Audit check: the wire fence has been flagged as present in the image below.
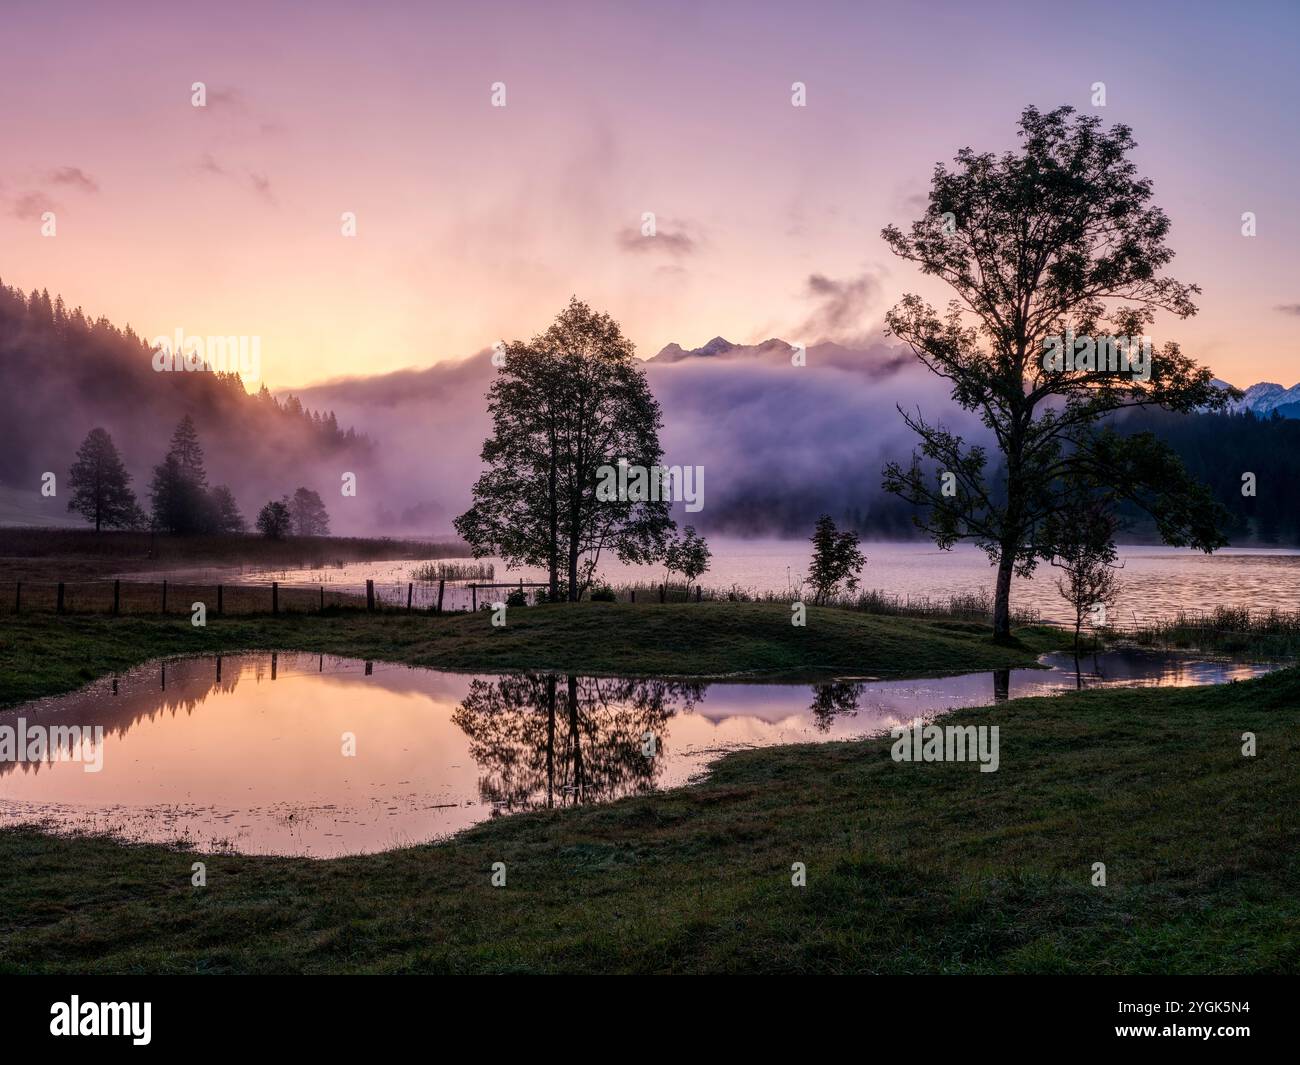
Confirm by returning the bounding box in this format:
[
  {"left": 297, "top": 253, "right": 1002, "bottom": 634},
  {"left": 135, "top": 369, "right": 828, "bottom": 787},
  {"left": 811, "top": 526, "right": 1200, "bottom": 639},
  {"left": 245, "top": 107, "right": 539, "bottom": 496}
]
[
  {"left": 0, "top": 577, "right": 541, "bottom": 617},
  {"left": 4, "top": 576, "right": 1297, "bottom": 658}
]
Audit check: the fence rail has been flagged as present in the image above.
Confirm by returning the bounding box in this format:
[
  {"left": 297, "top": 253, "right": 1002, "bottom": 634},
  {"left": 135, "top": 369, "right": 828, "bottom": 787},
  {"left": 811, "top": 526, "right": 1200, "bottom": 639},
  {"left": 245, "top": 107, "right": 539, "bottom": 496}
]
[
  {"left": 3, "top": 578, "right": 1296, "bottom": 657},
  {"left": 0, "top": 578, "right": 473, "bottom": 617}
]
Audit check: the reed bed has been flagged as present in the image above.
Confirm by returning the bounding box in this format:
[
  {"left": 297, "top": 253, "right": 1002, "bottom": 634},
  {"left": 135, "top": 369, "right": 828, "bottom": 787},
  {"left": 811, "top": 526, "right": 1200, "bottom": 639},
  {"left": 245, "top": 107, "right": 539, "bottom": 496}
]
[{"left": 410, "top": 561, "right": 495, "bottom": 582}]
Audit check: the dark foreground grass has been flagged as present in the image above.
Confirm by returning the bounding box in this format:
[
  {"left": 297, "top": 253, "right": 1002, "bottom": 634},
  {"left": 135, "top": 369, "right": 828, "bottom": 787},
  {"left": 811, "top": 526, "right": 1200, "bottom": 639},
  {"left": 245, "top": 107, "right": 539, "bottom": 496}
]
[
  {"left": 0, "top": 603, "right": 1070, "bottom": 707},
  {"left": 2, "top": 664, "right": 1297, "bottom": 974}
]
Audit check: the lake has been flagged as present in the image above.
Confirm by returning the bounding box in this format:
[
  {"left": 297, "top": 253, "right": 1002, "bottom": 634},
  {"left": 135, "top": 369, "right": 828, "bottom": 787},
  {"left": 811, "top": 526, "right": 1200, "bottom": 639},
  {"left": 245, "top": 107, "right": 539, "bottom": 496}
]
[
  {"left": 0, "top": 650, "right": 1277, "bottom": 857},
  {"left": 125, "top": 538, "right": 1300, "bottom": 625}
]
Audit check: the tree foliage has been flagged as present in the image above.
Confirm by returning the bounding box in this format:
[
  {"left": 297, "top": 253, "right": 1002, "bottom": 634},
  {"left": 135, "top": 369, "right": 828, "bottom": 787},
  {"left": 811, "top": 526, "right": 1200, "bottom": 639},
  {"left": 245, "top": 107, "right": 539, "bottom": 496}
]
[
  {"left": 808, "top": 514, "right": 866, "bottom": 605},
  {"left": 289, "top": 486, "right": 330, "bottom": 536},
  {"left": 665, "top": 525, "right": 711, "bottom": 596},
  {"left": 66, "top": 427, "right": 141, "bottom": 531},
  {"left": 456, "top": 298, "right": 675, "bottom": 600},
  {"left": 256, "top": 498, "right": 292, "bottom": 540},
  {"left": 881, "top": 105, "right": 1232, "bottom": 636}
]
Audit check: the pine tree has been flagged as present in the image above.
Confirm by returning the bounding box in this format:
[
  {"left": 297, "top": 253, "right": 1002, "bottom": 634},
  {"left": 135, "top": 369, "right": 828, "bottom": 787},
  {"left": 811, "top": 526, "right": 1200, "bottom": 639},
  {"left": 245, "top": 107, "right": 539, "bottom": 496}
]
[
  {"left": 67, "top": 427, "right": 139, "bottom": 532},
  {"left": 210, "top": 485, "right": 247, "bottom": 534},
  {"left": 169, "top": 414, "right": 208, "bottom": 486}
]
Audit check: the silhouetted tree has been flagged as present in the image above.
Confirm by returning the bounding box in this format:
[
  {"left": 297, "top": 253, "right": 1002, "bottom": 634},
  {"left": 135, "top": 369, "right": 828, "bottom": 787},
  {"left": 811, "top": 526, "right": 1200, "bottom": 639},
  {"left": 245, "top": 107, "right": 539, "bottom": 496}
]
[
  {"left": 808, "top": 515, "right": 866, "bottom": 605},
  {"left": 288, "top": 486, "right": 330, "bottom": 536},
  {"left": 665, "top": 525, "right": 711, "bottom": 598},
  {"left": 456, "top": 298, "right": 674, "bottom": 600},
  {"left": 209, "top": 484, "right": 246, "bottom": 534},
  {"left": 256, "top": 498, "right": 291, "bottom": 539},
  {"left": 1049, "top": 490, "right": 1123, "bottom": 656},
  {"left": 882, "top": 105, "right": 1232, "bottom": 638},
  {"left": 149, "top": 417, "right": 215, "bottom": 534},
  {"left": 66, "top": 427, "right": 139, "bottom": 531}
]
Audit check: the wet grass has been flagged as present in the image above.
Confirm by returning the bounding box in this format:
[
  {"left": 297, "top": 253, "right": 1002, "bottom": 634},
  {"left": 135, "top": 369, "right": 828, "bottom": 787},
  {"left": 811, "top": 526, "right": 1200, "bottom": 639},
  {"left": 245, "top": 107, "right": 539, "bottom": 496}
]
[
  {"left": 0, "top": 603, "right": 1071, "bottom": 707},
  {"left": 2, "top": 663, "right": 1296, "bottom": 973}
]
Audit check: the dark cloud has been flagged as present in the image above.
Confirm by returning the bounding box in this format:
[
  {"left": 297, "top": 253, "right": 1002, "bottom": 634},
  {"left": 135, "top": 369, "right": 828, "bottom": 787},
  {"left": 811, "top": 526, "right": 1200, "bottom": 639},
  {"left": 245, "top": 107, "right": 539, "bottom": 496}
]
[
  {"left": 249, "top": 172, "right": 276, "bottom": 204},
  {"left": 617, "top": 225, "right": 696, "bottom": 257},
  {"left": 795, "top": 271, "right": 881, "bottom": 343},
  {"left": 205, "top": 86, "right": 248, "bottom": 111},
  {"left": 10, "top": 192, "right": 52, "bottom": 221},
  {"left": 1275, "top": 304, "right": 1300, "bottom": 316},
  {"left": 47, "top": 167, "right": 99, "bottom": 194}
]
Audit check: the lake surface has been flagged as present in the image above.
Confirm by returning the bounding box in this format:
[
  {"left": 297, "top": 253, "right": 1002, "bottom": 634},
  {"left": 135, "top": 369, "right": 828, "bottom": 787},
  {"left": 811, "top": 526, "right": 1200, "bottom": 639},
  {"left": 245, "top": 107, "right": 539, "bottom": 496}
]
[
  {"left": 123, "top": 539, "right": 1300, "bottom": 625},
  {"left": 0, "top": 650, "right": 1277, "bottom": 857}
]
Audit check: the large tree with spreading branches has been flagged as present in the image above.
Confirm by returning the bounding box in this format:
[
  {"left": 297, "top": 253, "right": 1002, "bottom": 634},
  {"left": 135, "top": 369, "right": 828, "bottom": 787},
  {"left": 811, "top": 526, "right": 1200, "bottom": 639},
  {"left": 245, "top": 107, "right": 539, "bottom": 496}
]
[
  {"left": 881, "top": 105, "right": 1234, "bottom": 639},
  {"left": 456, "top": 298, "right": 674, "bottom": 600}
]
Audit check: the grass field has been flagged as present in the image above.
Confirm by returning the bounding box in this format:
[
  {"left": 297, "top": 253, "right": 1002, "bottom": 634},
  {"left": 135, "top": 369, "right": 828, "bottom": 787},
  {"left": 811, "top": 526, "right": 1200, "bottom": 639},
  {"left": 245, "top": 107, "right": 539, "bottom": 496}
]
[
  {"left": 0, "top": 603, "right": 1071, "bottom": 707},
  {"left": 2, "top": 655, "right": 1296, "bottom": 974}
]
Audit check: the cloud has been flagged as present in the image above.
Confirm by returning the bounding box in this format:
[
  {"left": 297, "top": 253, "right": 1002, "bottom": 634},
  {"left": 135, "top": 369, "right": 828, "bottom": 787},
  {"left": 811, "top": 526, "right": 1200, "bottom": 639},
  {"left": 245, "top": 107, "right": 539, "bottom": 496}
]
[
  {"left": 1275, "top": 304, "right": 1300, "bottom": 316},
  {"left": 795, "top": 270, "right": 881, "bottom": 343},
  {"left": 205, "top": 86, "right": 249, "bottom": 112},
  {"left": 617, "top": 220, "right": 697, "bottom": 257},
  {"left": 47, "top": 167, "right": 99, "bottom": 194},
  {"left": 249, "top": 172, "right": 276, "bottom": 204},
  {"left": 196, "top": 155, "right": 277, "bottom": 205},
  {"left": 10, "top": 192, "right": 53, "bottom": 221}
]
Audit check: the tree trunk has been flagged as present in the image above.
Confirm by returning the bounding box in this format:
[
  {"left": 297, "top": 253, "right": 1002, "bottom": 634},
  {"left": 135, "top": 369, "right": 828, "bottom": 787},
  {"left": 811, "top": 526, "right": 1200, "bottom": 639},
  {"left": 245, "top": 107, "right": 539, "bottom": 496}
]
[
  {"left": 547, "top": 439, "right": 559, "bottom": 601},
  {"left": 992, "top": 549, "right": 1015, "bottom": 640},
  {"left": 567, "top": 526, "right": 580, "bottom": 602}
]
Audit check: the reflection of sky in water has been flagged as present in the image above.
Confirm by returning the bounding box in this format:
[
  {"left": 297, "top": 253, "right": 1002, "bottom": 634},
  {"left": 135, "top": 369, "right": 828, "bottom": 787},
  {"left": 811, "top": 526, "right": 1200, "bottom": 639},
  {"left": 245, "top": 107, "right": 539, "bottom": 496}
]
[{"left": 0, "top": 651, "right": 1279, "bottom": 858}]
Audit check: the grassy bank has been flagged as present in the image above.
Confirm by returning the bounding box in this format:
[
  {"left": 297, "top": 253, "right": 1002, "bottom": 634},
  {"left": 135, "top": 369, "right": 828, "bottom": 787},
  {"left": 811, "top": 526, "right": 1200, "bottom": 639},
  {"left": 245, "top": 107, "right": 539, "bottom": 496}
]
[
  {"left": 2, "top": 662, "right": 1297, "bottom": 974},
  {"left": 0, "top": 603, "right": 1070, "bottom": 706}
]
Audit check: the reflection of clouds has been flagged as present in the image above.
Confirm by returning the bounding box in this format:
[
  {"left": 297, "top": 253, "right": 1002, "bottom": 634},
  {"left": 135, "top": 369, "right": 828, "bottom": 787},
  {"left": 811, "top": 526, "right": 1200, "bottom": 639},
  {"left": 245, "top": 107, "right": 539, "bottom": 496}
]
[{"left": 3, "top": 652, "right": 1277, "bottom": 853}]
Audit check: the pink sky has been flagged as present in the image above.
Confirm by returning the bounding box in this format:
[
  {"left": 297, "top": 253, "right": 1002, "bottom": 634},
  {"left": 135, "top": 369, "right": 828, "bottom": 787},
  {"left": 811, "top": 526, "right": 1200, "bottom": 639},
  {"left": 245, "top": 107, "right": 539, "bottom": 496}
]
[{"left": 1, "top": 0, "right": 1295, "bottom": 389}]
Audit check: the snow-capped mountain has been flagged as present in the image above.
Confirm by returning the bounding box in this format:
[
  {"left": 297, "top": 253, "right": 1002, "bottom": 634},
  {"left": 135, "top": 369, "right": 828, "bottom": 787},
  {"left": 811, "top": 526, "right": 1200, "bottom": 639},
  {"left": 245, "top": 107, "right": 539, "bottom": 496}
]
[{"left": 1215, "top": 380, "right": 1300, "bottom": 418}]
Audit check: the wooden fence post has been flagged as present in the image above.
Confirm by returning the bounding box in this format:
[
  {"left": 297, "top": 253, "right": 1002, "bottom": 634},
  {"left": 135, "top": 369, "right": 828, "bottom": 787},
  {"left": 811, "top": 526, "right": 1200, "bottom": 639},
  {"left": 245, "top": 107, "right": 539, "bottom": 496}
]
[
  {"left": 659, "top": 583, "right": 666, "bottom": 603},
  {"left": 113, "top": 580, "right": 120, "bottom": 616},
  {"left": 437, "top": 579, "right": 445, "bottom": 614},
  {"left": 272, "top": 581, "right": 279, "bottom": 615},
  {"left": 407, "top": 582, "right": 413, "bottom": 612},
  {"left": 57, "top": 582, "right": 65, "bottom": 614},
  {"left": 631, "top": 589, "right": 636, "bottom": 603},
  {"left": 217, "top": 584, "right": 223, "bottom": 615},
  {"left": 162, "top": 579, "right": 167, "bottom": 614},
  {"left": 320, "top": 586, "right": 325, "bottom": 612},
  {"left": 696, "top": 585, "right": 702, "bottom": 603},
  {"left": 366, "top": 579, "right": 375, "bottom": 612}
]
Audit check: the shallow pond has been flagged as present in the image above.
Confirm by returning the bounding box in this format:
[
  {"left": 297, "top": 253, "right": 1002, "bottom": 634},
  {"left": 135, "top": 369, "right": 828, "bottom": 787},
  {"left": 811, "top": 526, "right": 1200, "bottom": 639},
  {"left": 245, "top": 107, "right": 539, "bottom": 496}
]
[{"left": 0, "top": 650, "right": 1278, "bottom": 857}]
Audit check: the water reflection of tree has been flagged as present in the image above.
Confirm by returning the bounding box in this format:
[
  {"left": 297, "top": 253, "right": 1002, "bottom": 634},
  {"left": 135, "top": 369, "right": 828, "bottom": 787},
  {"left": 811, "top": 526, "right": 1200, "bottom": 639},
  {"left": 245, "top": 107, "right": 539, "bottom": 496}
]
[
  {"left": 808, "top": 682, "right": 862, "bottom": 732},
  {"left": 453, "top": 675, "right": 703, "bottom": 812}
]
